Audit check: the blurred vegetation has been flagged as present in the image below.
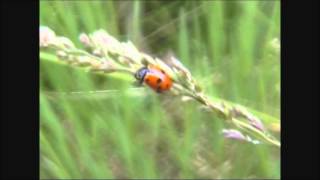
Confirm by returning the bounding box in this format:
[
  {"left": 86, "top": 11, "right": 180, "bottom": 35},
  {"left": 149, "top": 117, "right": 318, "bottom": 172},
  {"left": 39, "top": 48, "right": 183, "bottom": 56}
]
[{"left": 40, "top": 0, "right": 280, "bottom": 179}]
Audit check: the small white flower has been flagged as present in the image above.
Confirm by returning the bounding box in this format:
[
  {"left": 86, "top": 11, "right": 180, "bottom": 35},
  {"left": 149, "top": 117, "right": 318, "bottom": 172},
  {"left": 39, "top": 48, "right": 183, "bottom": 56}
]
[
  {"left": 270, "top": 38, "right": 280, "bottom": 49},
  {"left": 269, "top": 38, "right": 280, "bottom": 54},
  {"left": 56, "top": 50, "right": 67, "bottom": 59},
  {"left": 92, "top": 30, "right": 122, "bottom": 54},
  {"left": 39, "top": 26, "right": 56, "bottom": 47},
  {"left": 79, "top": 33, "right": 91, "bottom": 47},
  {"left": 181, "top": 96, "right": 193, "bottom": 102},
  {"left": 248, "top": 116, "right": 265, "bottom": 131},
  {"left": 170, "top": 55, "right": 190, "bottom": 75},
  {"left": 245, "top": 135, "right": 261, "bottom": 144},
  {"left": 222, "top": 129, "right": 246, "bottom": 141},
  {"left": 92, "top": 49, "right": 103, "bottom": 56},
  {"left": 121, "top": 41, "right": 142, "bottom": 62}
]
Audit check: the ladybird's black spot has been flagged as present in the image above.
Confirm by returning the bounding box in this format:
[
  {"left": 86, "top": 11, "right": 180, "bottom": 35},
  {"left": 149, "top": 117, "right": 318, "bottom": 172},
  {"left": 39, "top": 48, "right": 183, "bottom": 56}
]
[
  {"left": 157, "top": 78, "right": 162, "bottom": 84},
  {"left": 133, "top": 80, "right": 143, "bottom": 87}
]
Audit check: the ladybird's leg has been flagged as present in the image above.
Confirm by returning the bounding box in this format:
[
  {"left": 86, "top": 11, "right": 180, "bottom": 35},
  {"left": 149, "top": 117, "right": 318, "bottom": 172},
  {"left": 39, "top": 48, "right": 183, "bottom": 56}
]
[
  {"left": 132, "top": 79, "right": 144, "bottom": 87},
  {"left": 132, "top": 81, "right": 140, "bottom": 87},
  {"left": 139, "top": 78, "right": 145, "bottom": 84},
  {"left": 156, "top": 85, "right": 163, "bottom": 93}
]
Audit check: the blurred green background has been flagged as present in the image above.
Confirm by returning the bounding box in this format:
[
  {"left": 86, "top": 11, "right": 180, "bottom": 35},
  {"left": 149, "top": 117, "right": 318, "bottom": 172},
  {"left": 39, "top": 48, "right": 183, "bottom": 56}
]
[{"left": 40, "top": 0, "right": 280, "bottom": 179}]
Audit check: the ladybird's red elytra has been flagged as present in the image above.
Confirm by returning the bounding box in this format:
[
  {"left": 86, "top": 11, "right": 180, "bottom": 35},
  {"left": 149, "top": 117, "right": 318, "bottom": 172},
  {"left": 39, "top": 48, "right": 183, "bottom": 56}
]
[{"left": 134, "top": 65, "right": 173, "bottom": 93}]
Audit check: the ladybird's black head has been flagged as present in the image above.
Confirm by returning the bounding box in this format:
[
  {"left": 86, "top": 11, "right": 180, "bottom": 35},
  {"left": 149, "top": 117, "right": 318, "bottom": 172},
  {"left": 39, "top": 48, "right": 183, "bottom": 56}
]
[{"left": 134, "top": 67, "right": 149, "bottom": 83}]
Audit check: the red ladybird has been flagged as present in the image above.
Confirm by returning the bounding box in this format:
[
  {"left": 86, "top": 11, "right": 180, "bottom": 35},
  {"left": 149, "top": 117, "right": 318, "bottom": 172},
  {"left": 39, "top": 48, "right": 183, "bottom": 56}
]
[{"left": 134, "top": 65, "right": 173, "bottom": 93}]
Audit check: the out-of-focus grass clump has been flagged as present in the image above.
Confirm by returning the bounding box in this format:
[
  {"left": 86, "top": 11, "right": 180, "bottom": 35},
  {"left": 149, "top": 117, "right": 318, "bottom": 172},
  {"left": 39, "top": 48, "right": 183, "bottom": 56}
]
[{"left": 40, "top": 1, "right": 280, "bottom": 179}]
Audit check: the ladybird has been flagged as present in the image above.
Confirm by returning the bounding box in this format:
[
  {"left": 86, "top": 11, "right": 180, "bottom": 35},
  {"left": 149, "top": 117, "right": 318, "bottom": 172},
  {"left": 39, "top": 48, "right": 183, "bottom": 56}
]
[{"left": 134, "top": 65, "right": 173, "bottom": 93}]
